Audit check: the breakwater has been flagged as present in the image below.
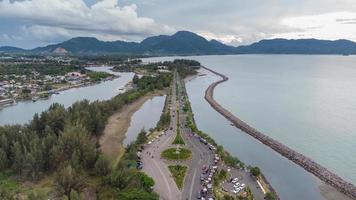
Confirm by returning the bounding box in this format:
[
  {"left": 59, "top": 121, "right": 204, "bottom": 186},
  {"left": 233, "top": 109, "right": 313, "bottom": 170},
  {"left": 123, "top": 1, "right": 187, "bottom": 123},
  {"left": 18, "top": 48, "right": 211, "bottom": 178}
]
[{"left": 201, "top": 66, "right": 356, "bottom": 199}]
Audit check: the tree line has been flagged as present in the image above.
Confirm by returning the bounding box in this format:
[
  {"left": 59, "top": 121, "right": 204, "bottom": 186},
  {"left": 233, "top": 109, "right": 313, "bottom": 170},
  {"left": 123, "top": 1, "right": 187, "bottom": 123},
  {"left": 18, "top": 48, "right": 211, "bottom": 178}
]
[{"left": 0, "top": 71, "right": 172, "bottom": 199}]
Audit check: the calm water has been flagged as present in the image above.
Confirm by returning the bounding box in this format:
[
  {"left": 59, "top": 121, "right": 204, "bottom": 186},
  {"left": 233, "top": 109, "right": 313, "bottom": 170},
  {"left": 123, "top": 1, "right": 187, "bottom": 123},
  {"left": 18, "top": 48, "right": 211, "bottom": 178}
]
[
  {"left": 123, "top": 95, "right": 166, "bottom": 146},
  {"left": 0, "top": 67, "right": 134, "bottom": 125},
  {"left": 144, "top": 55, "right": 356, "bottom": 200}
]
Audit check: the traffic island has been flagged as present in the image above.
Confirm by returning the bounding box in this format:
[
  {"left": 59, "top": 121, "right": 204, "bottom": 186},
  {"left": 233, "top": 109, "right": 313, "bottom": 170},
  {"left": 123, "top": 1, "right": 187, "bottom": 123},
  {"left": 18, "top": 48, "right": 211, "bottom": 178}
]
[
  {"left": 172, "top": 129, "right": 185, "bottom": 145},
  {"left": 161, "top": 147, "right": 192, "bottom": 160},
  {"left": 168, "top": 165, "right": 188, "bottom": 189}
]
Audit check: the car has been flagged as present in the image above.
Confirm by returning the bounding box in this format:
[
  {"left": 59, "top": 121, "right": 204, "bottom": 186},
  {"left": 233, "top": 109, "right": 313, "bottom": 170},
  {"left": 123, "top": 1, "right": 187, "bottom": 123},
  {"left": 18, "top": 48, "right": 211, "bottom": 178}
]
[
  {"left": 196, "top": 192, "right": 201, "bottom": 199},
  {"left": 241, "top": 183, "right": 245, "bottom": 187},
  {"left": 235, "top": 183, "right": 240, "bottom": 187}
]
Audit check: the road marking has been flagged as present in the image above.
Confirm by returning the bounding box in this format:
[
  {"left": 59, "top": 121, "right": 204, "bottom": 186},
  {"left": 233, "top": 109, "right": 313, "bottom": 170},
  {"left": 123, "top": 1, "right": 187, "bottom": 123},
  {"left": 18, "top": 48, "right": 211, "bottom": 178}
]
[
  {"left": 189, "top": 166, "right": 198, "bottom": 200},
  {"left": 152, "top": 159, "right": 173, "bottom": 199},
  {"left": 256, "top": 179, "right": 266, "bottom": 194}
]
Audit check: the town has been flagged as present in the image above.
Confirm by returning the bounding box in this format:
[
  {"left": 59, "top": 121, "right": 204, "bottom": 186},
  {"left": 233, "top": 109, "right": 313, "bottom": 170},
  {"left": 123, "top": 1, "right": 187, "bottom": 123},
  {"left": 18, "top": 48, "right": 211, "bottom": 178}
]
[{"left": 0, "top": 54, "right": 114, "bottom": 105}]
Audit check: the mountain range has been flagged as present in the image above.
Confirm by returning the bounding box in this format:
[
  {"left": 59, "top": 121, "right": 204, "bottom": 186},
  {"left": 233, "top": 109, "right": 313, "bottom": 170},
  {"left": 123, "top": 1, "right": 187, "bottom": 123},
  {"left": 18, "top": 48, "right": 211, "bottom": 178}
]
[{"left": 1, "top": 31, "right": 356, "bottom": 55}]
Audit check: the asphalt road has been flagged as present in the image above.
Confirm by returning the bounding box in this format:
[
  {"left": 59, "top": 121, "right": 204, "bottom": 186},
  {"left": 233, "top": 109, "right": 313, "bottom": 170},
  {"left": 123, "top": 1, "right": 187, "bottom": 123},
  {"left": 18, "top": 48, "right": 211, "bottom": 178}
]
[
  {"left": 141, "top": 72, "right": 182, "bottom": 200},
  {"left": 177, "top": 75, "right": 215, "bottom": 200},
  {"left": 142, "top": 72, "right": 264, "bottom": 200}
]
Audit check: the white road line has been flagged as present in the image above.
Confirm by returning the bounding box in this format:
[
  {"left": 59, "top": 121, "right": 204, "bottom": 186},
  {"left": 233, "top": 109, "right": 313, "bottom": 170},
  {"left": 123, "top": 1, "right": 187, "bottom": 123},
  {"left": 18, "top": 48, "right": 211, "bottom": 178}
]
[
  {"left": 189, "top": 166, "right": 198, "bottom": 200},
  {"left": 256, "top": 180, "right": 266, "bottom": 194},
  {"left": 152, "top": 159, "right": 173, "bottom": 199}
]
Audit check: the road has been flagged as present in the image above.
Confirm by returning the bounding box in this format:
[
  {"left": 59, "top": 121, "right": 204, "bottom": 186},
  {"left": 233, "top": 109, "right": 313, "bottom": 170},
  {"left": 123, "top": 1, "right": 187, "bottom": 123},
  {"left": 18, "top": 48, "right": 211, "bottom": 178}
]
[
  {"left": 177, "top": 75, "right": 215, "bottom": 200},
  {"left": 141, "top": 72, "right": 181, "bottom": 200},
  {"left": 142, "top": 71, "right": 265, "bottom": 200}
]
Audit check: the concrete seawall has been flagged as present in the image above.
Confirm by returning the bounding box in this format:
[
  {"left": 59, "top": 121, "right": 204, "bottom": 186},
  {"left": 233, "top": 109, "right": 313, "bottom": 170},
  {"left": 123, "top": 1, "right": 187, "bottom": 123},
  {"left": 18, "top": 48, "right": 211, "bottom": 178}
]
[{"left": 201, "top": 66, "right": 356, "bottom": 199}]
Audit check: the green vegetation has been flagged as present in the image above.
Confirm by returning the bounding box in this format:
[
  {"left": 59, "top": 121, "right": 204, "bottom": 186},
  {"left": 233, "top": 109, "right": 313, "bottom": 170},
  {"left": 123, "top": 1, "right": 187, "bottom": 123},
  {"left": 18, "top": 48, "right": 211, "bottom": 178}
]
[
  {"left": 156, "top": 112, "right": 171, "bottom": 131},
  {"left": 172, "top": 129, "right": 185, "bottom": 145},
  {"left": 168, "top": 165, "right": 187, "bottom": 189},
  {"left": 0, "top": 71, "right": 172, "bottom": 199},
  {"left": 0, "top": 63, "right": 83, "bottom": 76},
  {"left": 87, "top": 71, "right": 112, "bottom": 81},
  {"left": 265, "top": 192, "right": 276, "bottom": 200},
  {"left": 102, "top": 130, "right": 158, "bottom": 199},
  {"left": 161, "top": 148, "right": 192, "bottom": 160},
  {"left": 250, "top": 167, "right": 261, "bottom": 177}
]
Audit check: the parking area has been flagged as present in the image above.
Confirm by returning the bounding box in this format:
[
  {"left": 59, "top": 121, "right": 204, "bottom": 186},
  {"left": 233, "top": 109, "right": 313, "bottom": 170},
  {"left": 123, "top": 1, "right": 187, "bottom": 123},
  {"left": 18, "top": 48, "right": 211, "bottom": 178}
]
[{"left": 220, "top": 167, "right": 265, "bottom": 200}]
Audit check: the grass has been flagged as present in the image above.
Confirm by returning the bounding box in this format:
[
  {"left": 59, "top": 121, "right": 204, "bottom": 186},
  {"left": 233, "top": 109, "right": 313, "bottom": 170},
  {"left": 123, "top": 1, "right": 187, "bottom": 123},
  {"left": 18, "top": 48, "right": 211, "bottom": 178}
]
[
  {"left": 0, "top": 171, "right": 53, "bottom": 199},
  {"left": 168, "top": 165, "right": 187, "bottom": 189},
  {"left": 161, "top": 148, "right": 192, "bottom": 160},
  {"left": 172, "top": 129, "right": 185, "bottom": 145}
]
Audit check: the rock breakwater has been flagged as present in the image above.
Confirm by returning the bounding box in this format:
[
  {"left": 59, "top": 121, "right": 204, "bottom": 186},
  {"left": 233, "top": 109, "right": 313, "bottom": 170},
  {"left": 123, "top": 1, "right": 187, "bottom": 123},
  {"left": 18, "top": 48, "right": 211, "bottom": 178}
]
[{"left": 202, "top": 66, "right": 356, "bottom": 199}]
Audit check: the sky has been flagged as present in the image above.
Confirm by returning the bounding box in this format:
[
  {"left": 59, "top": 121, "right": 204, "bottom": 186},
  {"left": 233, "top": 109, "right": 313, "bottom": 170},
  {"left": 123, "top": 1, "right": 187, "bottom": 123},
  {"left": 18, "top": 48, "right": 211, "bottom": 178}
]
[{"left": 0, "top": 0, "right": 356, "bottom": 49}]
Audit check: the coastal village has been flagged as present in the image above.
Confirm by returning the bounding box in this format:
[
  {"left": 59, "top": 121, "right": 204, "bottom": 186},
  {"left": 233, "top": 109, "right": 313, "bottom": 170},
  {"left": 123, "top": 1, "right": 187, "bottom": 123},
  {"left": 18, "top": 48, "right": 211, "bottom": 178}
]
[
  {"left": 0, "top": 55, "right": 113, "bottom": 106},
  {"left": 0, "top": 71, "right": 88, "bottom": 100}
]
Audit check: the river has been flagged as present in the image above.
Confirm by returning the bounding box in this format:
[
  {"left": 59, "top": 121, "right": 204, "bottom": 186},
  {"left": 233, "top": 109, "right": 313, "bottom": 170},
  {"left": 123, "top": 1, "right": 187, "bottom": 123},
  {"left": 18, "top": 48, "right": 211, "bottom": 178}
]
[
  {"left": 143, "top": 55, "right": 356, "bottom": 200},
  {"left": 0, "top": 67, "right": 134, "bottom": 125},
  {"left": 123, "top": 95, "right": 166, "bottom": 146}
]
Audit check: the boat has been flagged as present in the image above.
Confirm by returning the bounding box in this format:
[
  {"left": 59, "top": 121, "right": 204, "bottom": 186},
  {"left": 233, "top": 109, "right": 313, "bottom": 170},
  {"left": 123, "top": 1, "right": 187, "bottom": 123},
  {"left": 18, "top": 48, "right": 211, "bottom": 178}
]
[
  {"left": 0, "top": 98, "right": 14, "bottom": 106},
  {"left": 32, "top": 96, "right": 39, "bottom": 102}
]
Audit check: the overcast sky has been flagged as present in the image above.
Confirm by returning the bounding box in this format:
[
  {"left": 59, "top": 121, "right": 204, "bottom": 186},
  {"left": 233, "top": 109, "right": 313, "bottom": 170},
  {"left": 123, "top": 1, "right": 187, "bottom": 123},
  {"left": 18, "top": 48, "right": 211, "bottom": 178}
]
[{"left": 1, "top": 0, "right": 356, "bottom": 48}]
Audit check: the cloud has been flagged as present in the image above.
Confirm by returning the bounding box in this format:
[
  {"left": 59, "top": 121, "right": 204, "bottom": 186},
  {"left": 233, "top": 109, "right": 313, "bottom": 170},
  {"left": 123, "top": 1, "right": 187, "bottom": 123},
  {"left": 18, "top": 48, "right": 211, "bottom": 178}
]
[
  {"left": 197, "top": 31, "right": 243, "bottom": 45},
  {"left": 0, "top": 0, "right": 174, "bottom": 44},
  {"left": 271, "top": 12, "right": 356, "bottom": 41}
]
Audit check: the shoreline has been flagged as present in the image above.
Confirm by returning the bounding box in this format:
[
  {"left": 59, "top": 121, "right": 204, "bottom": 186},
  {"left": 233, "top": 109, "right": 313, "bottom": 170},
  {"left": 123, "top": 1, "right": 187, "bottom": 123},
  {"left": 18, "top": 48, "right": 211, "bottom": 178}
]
[
  {"left": 99, "top": 90, "right": 166, "bottom": 167},
  {"left": 0, "top": 76, "right": 118, "bottom": 109},
  {"left": 201, "top": 65, "right": 356, "bottom": 199}
]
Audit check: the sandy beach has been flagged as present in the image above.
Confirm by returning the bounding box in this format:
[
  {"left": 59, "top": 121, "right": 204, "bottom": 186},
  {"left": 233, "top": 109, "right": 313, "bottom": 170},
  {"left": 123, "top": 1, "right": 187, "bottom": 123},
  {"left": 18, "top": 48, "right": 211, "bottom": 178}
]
[{"left": 99, "top": 90, "right": 166, "bottom": 167}]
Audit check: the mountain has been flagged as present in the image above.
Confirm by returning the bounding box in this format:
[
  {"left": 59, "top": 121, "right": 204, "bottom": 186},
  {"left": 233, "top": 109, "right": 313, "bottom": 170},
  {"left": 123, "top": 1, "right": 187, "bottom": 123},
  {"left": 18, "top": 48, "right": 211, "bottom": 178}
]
[
  {"left": 235, "top": 38, "right": 356, "bottom": 54},
  {"left": 29, "top": 31, "right": 235, "bottom": 55},
  {"left": 32, "top": 37, "right": 140, "bottom": 54},
  {"left": 140, "top": 31, "right": 236, "bottom": 55},
  {"left": 1, "top": 31, "right": 356, "bottom": 55},
  {"left": 0, "top": 46, "right": 25, "bottom": 53}
]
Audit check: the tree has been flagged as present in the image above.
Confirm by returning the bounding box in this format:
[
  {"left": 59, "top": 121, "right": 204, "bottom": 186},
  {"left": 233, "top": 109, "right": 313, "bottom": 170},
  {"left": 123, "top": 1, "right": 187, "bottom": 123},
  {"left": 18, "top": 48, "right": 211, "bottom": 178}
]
[
  {"left": 133, "top": 74, "right": 139, "bottom": 84},
  {"left": 265, "top": 192, "right": 276, "bottom": 200},
  {"left": 56, "top": 124, "right": 97, "bottom": 169},
  {"left": 11, "top": 141, "right": 24, "bottom": 175},
  {"left": 250, "top": 166, "right": 261, "bottom": 177},
  {"left": 94, "top": 155, "right": 110, "bottom": 176},
  {"left": 117, "top": 188, "right": 158, "bottom": 200},
  {"left": 54, "top": 164, "right": 86, "bottom": 200},
  {"left": 0, "top": 148, "right": 8, "bottom": 170},
  {"left": 137, "top": 172, "right": 155, "bottom": 192}
]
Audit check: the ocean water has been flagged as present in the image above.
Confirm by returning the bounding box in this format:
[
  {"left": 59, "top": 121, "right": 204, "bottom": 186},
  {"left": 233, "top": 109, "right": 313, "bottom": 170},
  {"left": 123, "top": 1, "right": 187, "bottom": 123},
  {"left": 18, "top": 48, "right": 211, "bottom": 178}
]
[{"left": 144, "top": 55, "right": 356, "bottom": 199}]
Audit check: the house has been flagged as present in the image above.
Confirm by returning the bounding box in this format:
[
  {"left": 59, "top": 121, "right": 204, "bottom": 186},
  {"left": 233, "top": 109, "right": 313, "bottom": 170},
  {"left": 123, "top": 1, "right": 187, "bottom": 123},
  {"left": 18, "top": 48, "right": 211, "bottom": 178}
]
[
  {"left": 157, "top": 66, "right": 168, "bottom": 70},
  {"left": 66, "top": 72, "right": 86, "bottom": 81}
]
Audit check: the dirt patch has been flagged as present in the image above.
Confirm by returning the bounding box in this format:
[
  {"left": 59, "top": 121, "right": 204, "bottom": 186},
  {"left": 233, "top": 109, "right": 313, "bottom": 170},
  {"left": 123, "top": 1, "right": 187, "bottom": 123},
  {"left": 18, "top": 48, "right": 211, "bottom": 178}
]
[{"left": 100, "top": 90, "right": 166, "bottom": 167}]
